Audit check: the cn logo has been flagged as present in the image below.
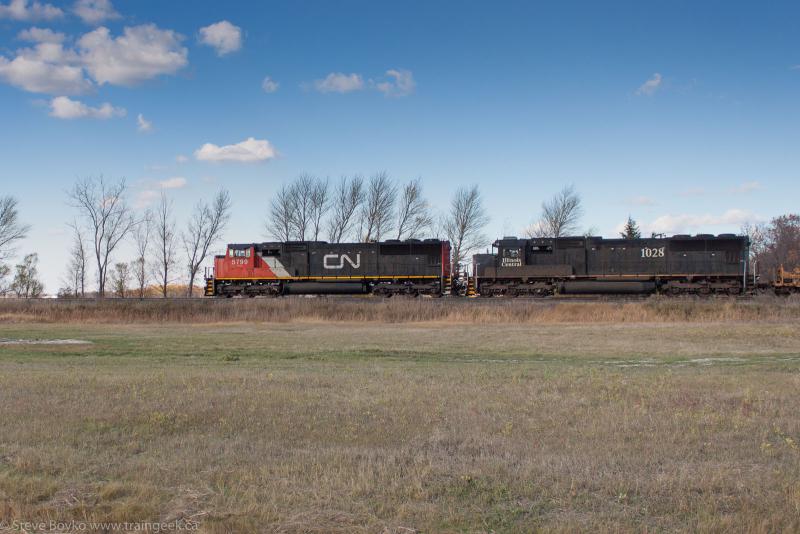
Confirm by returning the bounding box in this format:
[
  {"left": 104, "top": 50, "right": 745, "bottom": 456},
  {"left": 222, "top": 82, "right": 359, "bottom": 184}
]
[{"left": 323, "top": 253, "right": 361, "bottom": 269}]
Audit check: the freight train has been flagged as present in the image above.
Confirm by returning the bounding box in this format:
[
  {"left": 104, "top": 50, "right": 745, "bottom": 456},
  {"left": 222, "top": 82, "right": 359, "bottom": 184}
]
[{"left": 204, "top": 233, "right": 797, "bottom": 297}]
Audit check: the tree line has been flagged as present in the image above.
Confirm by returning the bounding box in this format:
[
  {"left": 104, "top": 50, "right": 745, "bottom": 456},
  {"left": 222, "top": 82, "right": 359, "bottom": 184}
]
[
  {"left": 743, "top": 216, "right": 800, "bottom": 279},
  {"left": 1, "top": 177, "right": 799, "bottom": 297},
  {"left": 59, "top": 176, "right": 233, "bottom": 298},
  {"left": 265, "top": 172, "right": 490, "bottom": 271}
]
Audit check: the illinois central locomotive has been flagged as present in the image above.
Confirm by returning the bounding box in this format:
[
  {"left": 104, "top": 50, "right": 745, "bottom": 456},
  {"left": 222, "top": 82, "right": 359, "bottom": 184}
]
[
  {"left": 473, "top": 234, "right": 750, "bottom": 296},
  {"left": 206, "top": 239, "right": 451, "bottom": 297}
]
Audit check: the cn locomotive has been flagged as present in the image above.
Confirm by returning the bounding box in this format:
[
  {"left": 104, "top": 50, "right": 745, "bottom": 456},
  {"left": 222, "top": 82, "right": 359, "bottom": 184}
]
[
  {"left": 205, "top": 239, "right": 451, "bottom": 297},
  {"left": 473, "top": 234, "right": 750, "bottom": 296},
  {"left": 204, "top": 233, "right": 799, "bottom": 297}
]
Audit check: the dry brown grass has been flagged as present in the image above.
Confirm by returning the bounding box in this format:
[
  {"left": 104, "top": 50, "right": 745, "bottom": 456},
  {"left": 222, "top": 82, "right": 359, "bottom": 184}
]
[
  {"left": 0, "top": 321, "right": 799, "bottom": 532},
  {"left": 1, "top": 295, "right": 799, "bottom": 324}
]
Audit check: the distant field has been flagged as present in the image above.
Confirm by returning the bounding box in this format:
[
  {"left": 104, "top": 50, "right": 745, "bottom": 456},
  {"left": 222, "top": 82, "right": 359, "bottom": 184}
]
[
  {"left": 1, "top": 295, "right": 799, "bottom": 324},
  {"left": 1, "top": 308, "right": 800, "bottom": 532}
]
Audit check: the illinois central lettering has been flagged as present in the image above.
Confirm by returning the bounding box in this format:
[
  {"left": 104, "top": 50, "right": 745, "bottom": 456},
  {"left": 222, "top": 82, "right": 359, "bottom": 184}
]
[{"left": 323, "top": 253, "right": 361, "bottom": 269}]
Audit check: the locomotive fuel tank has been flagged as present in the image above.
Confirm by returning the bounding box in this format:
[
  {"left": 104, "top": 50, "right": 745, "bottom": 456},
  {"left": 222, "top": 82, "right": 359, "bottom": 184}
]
[
  {"left": 281, "top": 282, "right": 367, "bottom": 295},
  {"left": 560, "top": 280, "right": 656, "bottom": 294}
]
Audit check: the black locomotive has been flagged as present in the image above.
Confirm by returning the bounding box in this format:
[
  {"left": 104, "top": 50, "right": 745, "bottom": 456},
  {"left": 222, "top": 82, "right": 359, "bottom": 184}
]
[{"left": 473, "top": 234, "right": 750, "bottom": 296}]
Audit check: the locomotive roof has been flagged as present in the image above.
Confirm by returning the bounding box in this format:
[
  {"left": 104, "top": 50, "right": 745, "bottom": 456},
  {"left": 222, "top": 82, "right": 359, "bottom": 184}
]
[
  {"left": 495, "top": 234, "right": 748, "bottom": 246},
  {"left": 225, "top": 238, "right": 445, "bottom": 249}
]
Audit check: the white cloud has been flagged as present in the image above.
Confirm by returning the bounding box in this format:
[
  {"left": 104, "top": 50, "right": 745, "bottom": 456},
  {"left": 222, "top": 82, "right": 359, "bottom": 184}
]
[
  {"left": 0, "top": 41, "right": 89, "bottom": 94},
  {"left": 78, "top": 24, "right": 188, "bottom": 86},
  {"left": 137, "top": 113, "right": 152, "bottom": 132},
  {"left": 0, "top": 0, "right": 63, "bottom": 21},
  {"left": 626, "top": 195, "right": 656, "bottom": 207},
  {"left": 375, "top": 68, "right": 415, "bottom": 97},
  {"left": 679, "top": 187, "right": 706, "bottom": 197},
  {"left": 730, "top": 180, "right": 761, "bottom": 193},
  {"left": 159, "top": 176, "right": 187, "bottom": 189},
  {"left": 73, "top": 0, "right": 119, "bottom": 24},
  {"left": 636, "top": 73, "right": 662, "bottom": 96},
  {"left": 135, "top": 189, "right": 158, "bottom": 208},
  {"left": 194, "top": 137, "right": 277, "bottom": 163},
  {"left": 136, "top": 177, "right": 187, "bottom": 208},
  {"left": 48, "top": 95, "right": 125, "bottom": 119},
  {"left": 198, "top": 20, "right": 242, "bottom": 56},
  {"left": 312, "top": 72, "right": 364, "bottom": 93},
  {"left": 175, "top": 154, "right": 188, "bottom": 164},
  {"left": 261, "top": 75, "right": 278, "bottom": 93},
  {"left": 0, "top": 23, "right": 187, "bottom": 94},
  {"left": 645, "top": 209, "right": 757, "bottom": 234},
  {"left": 17, "top": 26, "right": 65, "bottom": 43}
]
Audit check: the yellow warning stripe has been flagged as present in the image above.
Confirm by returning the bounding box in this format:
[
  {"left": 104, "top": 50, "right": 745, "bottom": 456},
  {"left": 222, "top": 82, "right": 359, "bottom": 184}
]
[{"left": 592, "top": 273, "right": 739, "bottom": 279}]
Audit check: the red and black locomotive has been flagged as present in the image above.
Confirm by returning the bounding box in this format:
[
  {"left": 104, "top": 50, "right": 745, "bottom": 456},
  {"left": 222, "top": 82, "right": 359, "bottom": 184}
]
[{"left": 206, "top": 239, "right": 451, "bottom": 297}]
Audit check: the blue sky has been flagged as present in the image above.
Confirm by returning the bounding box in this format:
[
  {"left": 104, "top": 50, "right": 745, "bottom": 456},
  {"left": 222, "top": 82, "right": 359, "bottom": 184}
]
[{"left": 1, "top": 0, "right": 799, "bottom": 292}]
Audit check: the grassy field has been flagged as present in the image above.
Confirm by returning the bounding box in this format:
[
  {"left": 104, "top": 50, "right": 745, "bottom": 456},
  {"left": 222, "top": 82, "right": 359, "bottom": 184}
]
[{"left": 1, "top": 303, "right": 799, "bottom": 532}]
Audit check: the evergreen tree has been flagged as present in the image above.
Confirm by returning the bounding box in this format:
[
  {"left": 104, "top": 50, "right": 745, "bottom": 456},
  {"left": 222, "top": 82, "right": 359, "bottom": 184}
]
[{"left": 620, "top": 216, "right": 641, "bottom": 239}]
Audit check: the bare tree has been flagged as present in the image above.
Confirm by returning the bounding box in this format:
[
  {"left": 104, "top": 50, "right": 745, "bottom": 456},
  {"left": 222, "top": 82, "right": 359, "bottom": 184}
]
[
  {"left": 63, "top": 221, "right": 87, "bottom": 297},
  {"left": 110, "top": 262, "right": 131, "bottom": 298},
  {"left": 0, "top": 264, "right": 9, "bottom": 296},
  {"left": 741, "top": 221, "right": 767, "bottom": 272},
  {"left": 290, "top": 174, "right": 315, "bottom": 241},
  {"left": 444, "top": 185, "right": 490, "bottom": 271},
  {"left": 183, "top": 189, "right": 232, "bottom": 296},
  {"left": 327, "top": 175, "right": 365, "bottom": 243},
  {"left": 133, "top": 210, "right": 152, "bottom": 298},
  {"left": 359, "top": 171, "right": 397, "bottom": 242},
  {"left": 531, "top": 185, "right": 583, "bottom": 238},
  {"left": 309, "top": 178, "right": 330, "bottom": 241},
  {"left": 0, "top": 196, "right": 29, "bottom": 295},
  {"left": 0, "top": 196, "right": 30, "bottom": 262},
  {"left": 67, "top": 177, "right": 137, "bottom": 296},
  {"left": 11, "top": 253, "right": 44, "bottom": 298},
  {"left": 761, "top": 215, "right": 800, "bottom": 277},
  {"left": 266, "top": 184, "right": 296, "bottom": 241},
  {"left": 152, "top": 192, "right": 177, "bottom": 298},
  {"left": 396, "top": 178, "right": 433, "bottom": 239},
  {"left": 524, "top": 219, "right": 550, "bottom": 238}
]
